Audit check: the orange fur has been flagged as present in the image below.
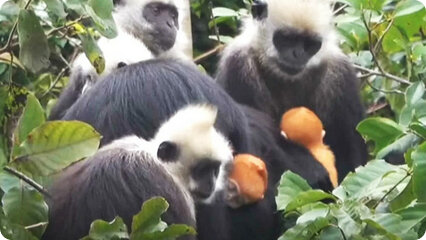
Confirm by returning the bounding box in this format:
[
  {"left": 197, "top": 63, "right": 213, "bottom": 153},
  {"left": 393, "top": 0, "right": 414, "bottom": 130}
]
[
  {"left": 281, "top": 107, "right": 338, "bottom": 187},
  {"left": 229, "top": 154, "right": 268, "bottom": 202}
]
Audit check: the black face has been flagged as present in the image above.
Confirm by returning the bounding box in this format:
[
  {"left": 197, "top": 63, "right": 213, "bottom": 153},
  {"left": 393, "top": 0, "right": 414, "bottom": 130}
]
[
  {"left": 272, "top": 27, "right": 322, "bottom": 75},
  {"left": 142, "top": 2, "right": 179, "bottom": 54},
  {"left": 157, "top": 141, "right": 180, "bottom": 162},
  {"left": 190, "top": 159, "right": 222, "bottom": 200}
]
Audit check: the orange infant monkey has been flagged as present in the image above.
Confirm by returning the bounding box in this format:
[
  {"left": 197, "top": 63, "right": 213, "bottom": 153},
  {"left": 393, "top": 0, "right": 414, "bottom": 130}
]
[
  {"left": 280, "top": 107, "right": 338, "bottom": 187},
  {"left": 226, "top": 154, "right": 268, "bottom": 208}
]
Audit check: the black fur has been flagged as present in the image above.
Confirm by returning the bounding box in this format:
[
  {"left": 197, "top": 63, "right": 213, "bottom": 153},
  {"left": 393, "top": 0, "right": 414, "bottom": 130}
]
[
  {"left": 42, "top": 146, "right": 195, "bottom": 240},
  {"left": 62, "top": 59, "right": 250, "bottom": 152},
  {"left": 216, "top": 47, "right": 368, "bottom": 182},
  {"left": 49, "top": 67, "right": 95, "bottom": 120}
]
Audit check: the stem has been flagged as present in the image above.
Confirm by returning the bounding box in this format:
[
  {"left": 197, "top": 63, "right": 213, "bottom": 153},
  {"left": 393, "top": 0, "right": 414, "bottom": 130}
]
[
  {"left": 25, "top": 222, "right": 48, "bottom": 230},
  {"left": 208, "top": 1, "right": 221, "bottom": 43},
  {"left": 373, "top": 172, "right": 411, "bottom": 209},
  {"left": 46, "top": 15, "right": 89, "bottom": 37},
  {"left": 194, "top": 44, "right": 224, "bottom": 63},
  {"left": 354, "top": 64, "right": 411, "bottom": 85},
  {"left": 41, "top": 67, "right": 68, "bottom": 98},
  {"left": 364, "top": 77, "right": 404, "bottom": 94},
  {"left": 3, "top": 166, "right": 51, "bottom": 199},
  {"left": 360, "top": 11, "right": 411, "bottom": 85}
]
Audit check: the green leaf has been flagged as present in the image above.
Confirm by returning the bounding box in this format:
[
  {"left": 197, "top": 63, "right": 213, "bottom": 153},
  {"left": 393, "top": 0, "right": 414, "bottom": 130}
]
[
  {"left": 0, "top": 217, "right": 38, "bottom": 240},
  {"left": 10, "top": 121, "right": 101, "bottom": 176},
  {"left": 331, "top": 205, "right": 362, "bottom": 237},
  {"left": 318, "top": 226, "right": 344, "bottom": 240},
  {"left": 276, "top": 171, "right": 312, "bottom": 211},
  {"left": 405, "top": 81, "right": 425, "bottom": 107},
  {"left": 357, "top": 118, "right": 404, "bottom": 154},
  {"left": 278, "top": 217, "right": 329, "bottom": 240},
  {"left": 13, "top": 94, "right": 45, "bottom": 146},
  {"left": 43, "top": 0, "right": 67, "bottom": 18},
  {"left": 412, "top": 142, "right": 426, "bottom": 202},
  {"left": 141, "top": 224, "right": 196, "bottom": 240},
  {"left": 17, "top": 10, "right": 50, "bottom": 73},
  {"left": 0, "top": 170, "right": 20, "bottom": 193},
  {"left": 78, "top": 30, "right": 105, "bottom": 74},
  {"left": 2, "top": 187, "right": 48, "bottom": 238},
  {"left": 376, "top": 133, "right": 421, "bottom": 159},
  {"left": 390, "top": 178, "right": 415, "bottom": 212},
  {"left": 395, "top": 0, "right": 425, "bottom": 17},
  {"left": 365, "top": 213, "right": 418, "bottom": 240},
  {"left": 212, "top": 7, "right": 238, "bottom": 17},
  {"left": 296, "top": 203, "right": 329, "bottom": 224},
  {"left": 86, "top": 0, "right": 117, "bottom": 38},
  {"left": 396, "top": 203, "right": 426, "bottom": 231},
  {"left": 337, "top": 160, "right": 398, "bottom": 199},
  {"left": 285, "top": 190, "right": 335, "bottom": 212},
  {"left": 130, "top": 197, "right": 169, "bottom": 238},
  {"left": 409, "top": 123, "right": 426, "bottom": 139},
  {"left": 81, "top": 217, "right": 129, "bottom": 240}
]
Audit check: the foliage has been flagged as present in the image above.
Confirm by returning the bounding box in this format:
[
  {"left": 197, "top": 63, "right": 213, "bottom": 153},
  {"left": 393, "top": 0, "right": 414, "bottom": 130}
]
[{"left": 0, "top": 0, "right": 425, "bottom": 239}]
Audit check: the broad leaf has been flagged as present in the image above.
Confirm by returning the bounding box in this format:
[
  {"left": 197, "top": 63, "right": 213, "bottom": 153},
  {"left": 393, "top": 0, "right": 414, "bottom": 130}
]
[
  {"left": 390, "top": 178, "right": 415, "bottom": 212},
  {"left": 409, "top": 123, "right": 426, "bottom": 139},
  {"left": 278, "top": 217, "right": 329, "bottom": 240},
  {"left": 13, "top": 94, "right": 45, "bottom": 146},
  {"left": 395, "top": 0, "right": 425, "bottom": 17},
  {"left": 212, "top": 7, "right": 238, "bottom": 17},
  {"left": 337, "top": 160, "right": 398, "bottom": 199},
  {"left": 81, "top": 217, "right": 129, "bottom": 240},
  {"left": 86, "top": 0, "right": 117, "bottom": 38},
  {"left": 2, "top": 187, "right": 48, "bottom": 238},
  {"left": 276, "top": 171, "right": 312, "bottom": 211},
  {"left": 0, "top": 171, "right": 20, "bottom": 193},
  {"left": 412, "top": 142, "right": 426, "bottom": 202},
  {"left": 331, "top": 205, "right": 362, "bottom": 237},
  {"left": 10, "top": 121, "right": 101, "bottom": 176},
  {"left": 357, "top": 118, "right": 404, "bottom": 154},
  {"left": 141, "top": 224, "right": 196, "bottom": 240},
  {"left": 405, "top": 81, "right": 425, "bottom": 106},
  {"left": 17, "top": 10, "right": 50, "bottom": 73},
  {"left": 131, "top": 197, "right": 169, "bottom": 238},
  {"left": 43, "top": 0, "right": 67, "bottom": 18},
  {"left": 376, "top": 134, "right": 421, "bottom": 159},
  {"left": 77, "top": 28, "right": 105, "bottom": 74},
  {"left": 285, "top": 190, "right": 335, "bottom": 212}
]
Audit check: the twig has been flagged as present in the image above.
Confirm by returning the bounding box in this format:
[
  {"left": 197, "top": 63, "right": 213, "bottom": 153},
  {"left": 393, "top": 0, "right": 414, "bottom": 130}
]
[
  {"left": 354, "top": 64, "right": 411, "bottom": 85},
  {"left": 360, "top": 11, "right": 411, "bottom": 85},
  {"left": 194, "top": 44, "right": 224, "bottom": 64},
  {"left": 0, "top": 0, "right": 34, "bottom": 55},
  {"left": 366, "top": 102, "right": 388, "bottom": 114},
  {"left": 25, "top": 222, "right": 48, "bottom": 230},
  {"left": 373, "top": 172, "right": 411, "bottom": 209},
  {"left": 3, "top": 166, "right": 51, "bottom": 198},
  {"left": 41, "top": 67, "right": 68, "bottom": 98},
  {"left": 46, "top": 15, "right": 89, "bottom": 37},
  {"left": 364, "top": 77, "right": 404, "bottom": 94},
  {"left": 374, "top": 18, "right": 395, "bottom": 53}
]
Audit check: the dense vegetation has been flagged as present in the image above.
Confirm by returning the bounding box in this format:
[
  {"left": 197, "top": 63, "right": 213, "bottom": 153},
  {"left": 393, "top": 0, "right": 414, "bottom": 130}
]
[{"left": 0, "top": 0, "right": 425, "bottom": 239}]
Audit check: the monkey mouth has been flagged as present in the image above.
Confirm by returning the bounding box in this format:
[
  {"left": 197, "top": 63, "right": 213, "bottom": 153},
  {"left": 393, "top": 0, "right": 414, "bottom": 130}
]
[{"left": 274, "top": 59, "right": 305, "bottom": 75}]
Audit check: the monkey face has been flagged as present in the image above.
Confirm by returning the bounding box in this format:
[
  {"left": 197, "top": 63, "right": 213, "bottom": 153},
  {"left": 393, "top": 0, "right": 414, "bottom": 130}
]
[
  {"left": 112, "top": 0, "right": 179, "bottom": 55},
  {"left": 141, "top": 2, "right": 179, "bottom": 54},
  {"left": 271, "top": 27, "right": 322, "bottom": 75}
]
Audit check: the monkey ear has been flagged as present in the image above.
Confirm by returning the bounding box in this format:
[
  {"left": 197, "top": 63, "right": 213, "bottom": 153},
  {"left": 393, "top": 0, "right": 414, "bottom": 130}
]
[
  {"left": 157, "top": 141, "right": 180, "bottom": 162},
  {"left": 251, "top": 0, "right": 268, "bottom": 20}
]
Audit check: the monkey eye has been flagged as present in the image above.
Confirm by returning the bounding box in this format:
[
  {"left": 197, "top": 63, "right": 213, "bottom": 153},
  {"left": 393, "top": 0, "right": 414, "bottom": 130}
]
[
  {"left": 152, "top": 7, "right": 160, "bottom": 15},
  {"left": 157, "top": 141, "right": 180, "bottom": 162}
]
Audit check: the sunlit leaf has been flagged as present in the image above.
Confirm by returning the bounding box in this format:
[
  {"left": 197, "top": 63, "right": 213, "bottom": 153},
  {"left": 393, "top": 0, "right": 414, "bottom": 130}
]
[
  {"left": 81, "top": 217, "right": 129, "bottom": 240},
  {"left": 276, "top": 171, "right": 312, "bottom": 211},
  {"left": 278, "top": 217, "right": 329, "bottom": 240},
  {"left": 10, "top": 121, "right": 101, "bottom": 176},
  {"left": 412, "top": 142, "right": 426, "bottom": 202}
]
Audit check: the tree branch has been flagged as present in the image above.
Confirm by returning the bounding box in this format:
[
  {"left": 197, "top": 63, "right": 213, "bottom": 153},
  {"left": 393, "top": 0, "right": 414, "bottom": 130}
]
[
  {"left": 3, "top": 166, "right": 51, "bottom": 199},
  {"left": 194, "top": 44, "right": 224, "bottom": 64},
  {"left": 354, "top": 64, "right": 411, "bottom": 85}
]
